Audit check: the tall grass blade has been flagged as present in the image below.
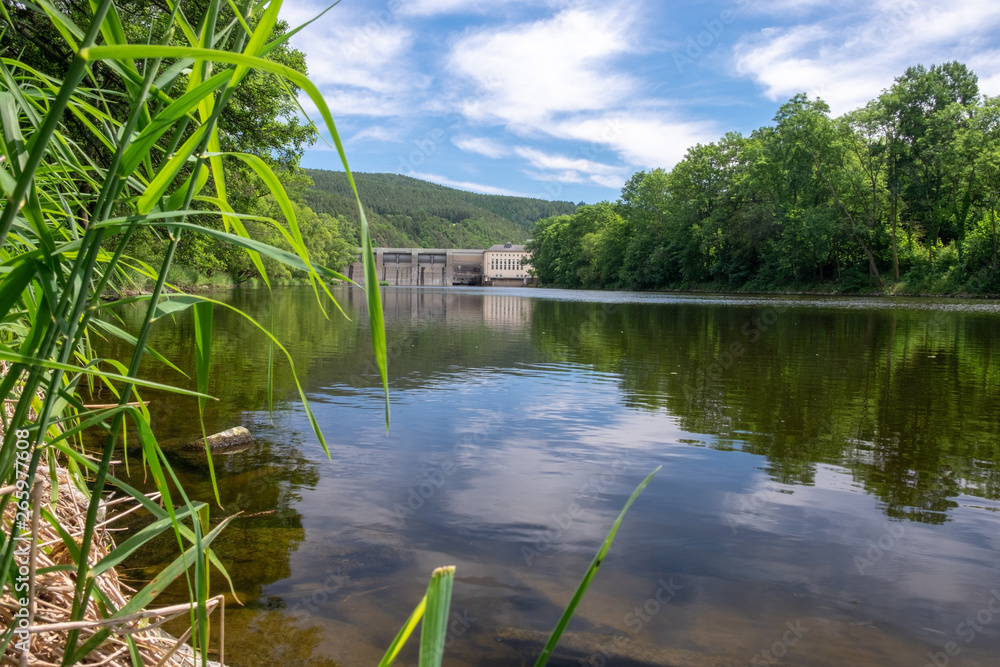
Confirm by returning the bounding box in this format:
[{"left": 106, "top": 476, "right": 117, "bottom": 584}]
[
  {"left": 377, "top": 565, "right": 457, "bottom": 667},
  {"left": 50, "top": 440, "right": 238, "bottom": 597},
  {"left": 419, "top": 565, "right": 456, "bottom": 667},
  {"left": 0, "top": 0, "right": 115, "bottom": 245},
  {"left": 378, "top": 595, "right": 426, "bottom": 667},
  {"left": 193, "top": 301, "right": 213, "bottom": 411},
  {"left": 0, "top": 352, "right": 215, "bottom": 399},
  {"left": 533, "top": 466, "right": 661, "bottom": 667},
  {"left": 193, "top": 300, "right": 222, "bottom": 507},
  {"left": 361, "top": 210, "right": 389, "bottom": 429},
  {"left": 88, "top": 318, "right": 189, "bottom": 378}
]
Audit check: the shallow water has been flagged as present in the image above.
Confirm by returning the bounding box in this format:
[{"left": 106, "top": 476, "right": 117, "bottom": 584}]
[{"left": 105, "top": 286, "right": 1000, "bottom": 666}]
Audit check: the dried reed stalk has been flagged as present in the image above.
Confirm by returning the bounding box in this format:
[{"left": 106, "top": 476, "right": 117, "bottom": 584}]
[{"left": 1, "top": 363, "right": 225, "bottom": 666}]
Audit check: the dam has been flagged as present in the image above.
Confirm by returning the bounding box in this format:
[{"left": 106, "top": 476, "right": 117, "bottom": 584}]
[{"left": 345, "top": 245, "right": 535, "bottom": 287}]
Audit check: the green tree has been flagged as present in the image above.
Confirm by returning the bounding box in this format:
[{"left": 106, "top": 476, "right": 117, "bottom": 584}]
[
  {"left": 774, "top": 94, "right": 885, "bottom": 285},
  {"left": 880, "top": 62, "right": 981, "bottom": 255},
  {"left": 527, "top": 62, "right": 993, "bottom": 295}
]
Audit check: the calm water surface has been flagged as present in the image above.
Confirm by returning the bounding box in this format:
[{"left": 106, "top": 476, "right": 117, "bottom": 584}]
[{"left": 107, "top": 287, "right": 1000, "bottom": 666}]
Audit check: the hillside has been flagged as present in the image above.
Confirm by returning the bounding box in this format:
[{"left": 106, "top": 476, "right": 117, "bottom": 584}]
[{"left": 303, "top": 169, "right": 577, "bottom": 249}]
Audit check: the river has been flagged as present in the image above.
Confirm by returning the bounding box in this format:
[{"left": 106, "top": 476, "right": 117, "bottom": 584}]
[{"left": 106, "top": 286, "right": 1000, "bottom": 666}]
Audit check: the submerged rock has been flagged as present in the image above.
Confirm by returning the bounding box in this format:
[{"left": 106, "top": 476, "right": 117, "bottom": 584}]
[
  {"left": 331, "top": 528, "right": 413, "bottom": 579},
  {"left": 184, "top": 426, "right": 253, "bottom": 454},
  {"left": 145, "top": 628, "right": 225, "bottom": 667},
  {"left": 296, "top": 528, "right": 413, "bottom": 581},
  {"left": 493, "top": 627, "right": 753, "bottom": 667}
]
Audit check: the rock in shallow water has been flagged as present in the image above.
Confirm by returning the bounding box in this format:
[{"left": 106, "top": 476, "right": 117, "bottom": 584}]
[
  {"left": 183, "top": 426, "right": 253, "bottom": 454},
  {"left": 325, "top": 528, "right": 413, "bottom": 580}
]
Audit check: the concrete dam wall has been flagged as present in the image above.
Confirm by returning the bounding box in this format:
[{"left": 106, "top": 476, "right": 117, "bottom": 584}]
[{"left": 345, "top": 248, "right": 485, "bottom": 287}]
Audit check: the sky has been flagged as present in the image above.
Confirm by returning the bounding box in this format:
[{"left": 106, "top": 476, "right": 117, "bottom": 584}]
[{"left": 278, "top": 0, "right": 1000, "bottom": 204}]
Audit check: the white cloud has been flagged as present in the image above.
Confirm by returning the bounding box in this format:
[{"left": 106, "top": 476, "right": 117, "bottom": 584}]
[
  {"left": 513, "top": 147, "right": 620, "bottom": 176},
  {"left": 523, "top": 169, "right": 629, "bottom": 189},
  {"left": 448, "top": 6, "right": 639, "bottom": 126},
  {"left": 399, "top": 0, "right": 565, "bottom": 16},
  {"left": 590, "top": 173, "right": 630, "bottom": 189},
  {"left": 733, "top": 0, "right": 1000, "bottom": 114},
  {"left": 514, "top": 146, "right": 630, "bottom": 187},
  {"left": 281, "top": 2, "right": 414, "bottom": 92},
  {"left": 548, "top": 113, "right": 718, "bottom": 172},
  {"left": 281, "top": 1, "right": 429, "bottom": 121},
  {"left": 278, "top": 0, "right": 1000, "bottom": 201},
  {"left": 453, "top": 136, "right": 510, "bottom": 158},
  {"left": 970, "top": 50, "right": 1000, "bottom": 96},
  {"left": 299, "top": 91, "right": 408, "bottom": 120},
  {"left": 523, "top": 170, "right": 590, "bottom": 184},
  {"left": 406, "top": 172, "right": 534, "bottom": 197},
  {"left": 739, "top": 0, "right": 844, "bottom": 16},
  {"left": 351, "top": 126, "right": 404, "bottom": 143},
  {"left": 305, "top": 25, "right": 415, "bottom": 92},
  {"left": 443, "top": 4, "right": 718, "bottom": 175}
]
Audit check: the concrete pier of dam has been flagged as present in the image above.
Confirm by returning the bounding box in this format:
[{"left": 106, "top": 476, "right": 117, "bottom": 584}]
[{"left": 346, "top": 248, "right": 485, "bottom": 287}]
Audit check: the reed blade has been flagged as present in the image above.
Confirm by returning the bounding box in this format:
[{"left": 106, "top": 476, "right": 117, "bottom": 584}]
[{"left": 534, "top": 467, "right": 661, "bottom": 667}]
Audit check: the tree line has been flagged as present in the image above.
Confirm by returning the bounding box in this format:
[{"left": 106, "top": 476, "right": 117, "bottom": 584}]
[{"left": 529, "top": 62, "right": 1000, "bottom": 295}]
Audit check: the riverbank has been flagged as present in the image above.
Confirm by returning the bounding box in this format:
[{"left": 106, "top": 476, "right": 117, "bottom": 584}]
[
  {"left": 113, "top": 277, "right": 1000, "bottom": 301},
  {"left": 127, "top": 261, "right": 999, "bottom": 300},
  {"left": 106, "top": 276, "right": 349, "bottom": 299},
  {"left": 529, "top": 279, "right": 1000, "bottom": 300},
  {"left": 0, "top": 456, "right": 224, "bottom": 665},
  {"left": 643, "top": 284, "right": 1000, "bottom": 299},
  {"left": 0, "top": 363, "right": 224, "bottom": 666}
]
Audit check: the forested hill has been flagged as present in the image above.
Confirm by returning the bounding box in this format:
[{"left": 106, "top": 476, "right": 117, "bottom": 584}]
[{"left": 304, "top": 169, "right": 577, "bottom": 248}]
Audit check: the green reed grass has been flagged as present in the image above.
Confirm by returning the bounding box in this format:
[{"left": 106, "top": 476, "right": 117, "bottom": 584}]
[{"left": 0, "top": 0, "right": 386, "bottom": 663}]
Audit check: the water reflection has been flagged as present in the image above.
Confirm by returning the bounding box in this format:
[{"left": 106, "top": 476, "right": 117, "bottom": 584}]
[
  {"left": 104, "top": 287, "right": 1000, "bottom": 666},
  {"left": 523, "top": 296, "right": 1000, "bottom": 521}
]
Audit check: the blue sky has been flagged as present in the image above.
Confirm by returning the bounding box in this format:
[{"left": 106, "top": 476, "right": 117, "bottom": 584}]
[{"left": 279, "top": 0, "right": 1000, "bottom": 204}]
